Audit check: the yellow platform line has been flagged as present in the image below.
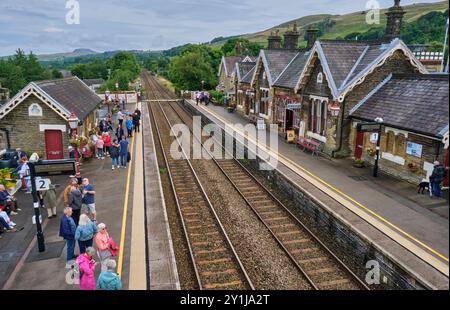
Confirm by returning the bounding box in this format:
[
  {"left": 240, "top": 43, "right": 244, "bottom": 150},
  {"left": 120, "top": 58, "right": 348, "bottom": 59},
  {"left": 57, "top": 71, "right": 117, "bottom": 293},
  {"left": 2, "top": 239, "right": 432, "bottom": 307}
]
[
  {"left": 117, "top": 106, "right": 137, "bottom": 279},
  {"left": 129, "top": 101, "right": 147, "bottom": 289},
  {"left": 195, "top": 104, "right": 449, "bottom": 276}
]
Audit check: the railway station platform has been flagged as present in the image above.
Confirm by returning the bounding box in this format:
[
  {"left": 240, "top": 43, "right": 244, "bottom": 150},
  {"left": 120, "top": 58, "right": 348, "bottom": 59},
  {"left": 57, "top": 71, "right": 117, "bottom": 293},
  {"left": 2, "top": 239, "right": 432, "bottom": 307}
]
[
  {"left": 1, "top": 100, "right": 179, "bottom": 290},
  {"left": 186, "top": 99, "right": 449, "bottom": 289}
]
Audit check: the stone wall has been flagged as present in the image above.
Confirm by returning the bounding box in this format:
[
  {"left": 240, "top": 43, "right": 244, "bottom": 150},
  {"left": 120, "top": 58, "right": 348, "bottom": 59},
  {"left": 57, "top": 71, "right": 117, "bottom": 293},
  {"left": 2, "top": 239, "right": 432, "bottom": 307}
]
[
  {"left": 0, "top": 94, "right": 69, "bottom": 158},
  {"left": 303, "top": 58, "right": 332, "bottom": 98},
  {"left": 349, "top": 124, "right": 445, "bottom": 184},
  {"left": 339, "top": 50, "right": 420, "bottom": 157}
]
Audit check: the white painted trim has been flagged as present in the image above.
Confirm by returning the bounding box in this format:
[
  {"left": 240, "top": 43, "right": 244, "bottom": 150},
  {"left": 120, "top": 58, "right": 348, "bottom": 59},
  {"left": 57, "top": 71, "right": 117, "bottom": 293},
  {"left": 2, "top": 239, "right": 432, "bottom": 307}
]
[
  {"left": 306, "top": 131, "right": 327, "bottom": 143},
  {"left": 309, "top": 95, "right": 329, "bottom": 102},
  {"left": 341, "top": 45, "right": 370, "bottom": 88},
  {"left": 260, "top": 51, "right": 274, "bottom": 86},
  {"left": 381, "top": 152, "right": 405, "bottom": 165},
  {"left": 250, "top": 51, "right": 263, "bottom": 87},
  {"left": 273, "top": 52, "right": 300, "bottom": 85},
  {"left": 39, "top": 124, "right": 67, "bottom": 132},
  {"left": 0, "top": 83, "right": 71, "bottom": 121},
  {"left": 316, "top": 42, "right": 339, "bottom": 99},
  {"left": 295, "top": 44, "right": 319, "bottom": 93},
  {"left": 28, "top": 103, "right": 43, "bottom": 117},
  {"left": 338, "top": 39, "right": 428, "bottom": 102}
]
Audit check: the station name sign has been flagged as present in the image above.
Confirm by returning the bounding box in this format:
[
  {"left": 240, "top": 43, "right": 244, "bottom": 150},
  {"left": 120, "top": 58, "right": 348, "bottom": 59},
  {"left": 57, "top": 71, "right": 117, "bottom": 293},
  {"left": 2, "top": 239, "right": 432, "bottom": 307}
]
[
  {"left": 357, "top": 122, "right": 382, "bottom": 133},
  {"left": 31, "top": 159, "right": 76, "bottom": 177}
]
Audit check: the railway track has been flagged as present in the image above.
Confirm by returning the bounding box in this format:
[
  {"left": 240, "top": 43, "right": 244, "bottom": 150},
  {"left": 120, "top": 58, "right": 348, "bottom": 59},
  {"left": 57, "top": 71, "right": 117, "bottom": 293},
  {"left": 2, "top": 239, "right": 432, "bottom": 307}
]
[
  {"left": 143, "top": 72, "right": 254, "bottom": 290},
  {"left": 143, "top": 71, "right": 369, "bottom": 290}
]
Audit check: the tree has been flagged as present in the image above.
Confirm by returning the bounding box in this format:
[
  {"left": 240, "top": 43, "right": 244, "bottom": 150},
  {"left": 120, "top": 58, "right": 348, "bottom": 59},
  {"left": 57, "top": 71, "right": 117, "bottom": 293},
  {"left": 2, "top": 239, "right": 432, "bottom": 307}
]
[
  {"left": 169, "top": 51, "right": 217, "bottom": 90},
  {"left": 221, "top": 38, "right": 262, "bottom": 57},
  {"left": 52, "top": 69, "right": 63, "bottom": 79}
]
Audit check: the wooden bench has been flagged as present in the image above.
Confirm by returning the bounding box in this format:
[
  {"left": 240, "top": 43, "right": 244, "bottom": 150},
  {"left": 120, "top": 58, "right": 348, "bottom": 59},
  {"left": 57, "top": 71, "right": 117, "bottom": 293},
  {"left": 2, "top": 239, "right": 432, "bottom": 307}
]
[{"left": 296, "top": 137, "right": 322, "bottom": 157}]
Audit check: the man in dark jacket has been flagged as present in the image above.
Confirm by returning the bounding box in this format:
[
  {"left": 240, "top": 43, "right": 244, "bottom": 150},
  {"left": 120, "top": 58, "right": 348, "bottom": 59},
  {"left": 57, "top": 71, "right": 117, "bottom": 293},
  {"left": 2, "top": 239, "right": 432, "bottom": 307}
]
[
  {"left": 59, "top": 207, "right": 77, "bottom": 262},
  {"left": 430, "top": 161, "right": 446, "bottom": 198},
  {"left": 115, "top": 125, "right": 125, "bottom": 142},
  {"left": 132, "top": 113, "right": 140, "bottom": 133}
]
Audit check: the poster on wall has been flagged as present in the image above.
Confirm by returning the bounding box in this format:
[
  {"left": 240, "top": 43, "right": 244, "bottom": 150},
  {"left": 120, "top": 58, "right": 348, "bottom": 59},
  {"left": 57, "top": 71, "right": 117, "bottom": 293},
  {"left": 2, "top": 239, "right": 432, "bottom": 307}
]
[{"left": 406, "top": 141, "right": 423, "bottom": 158}]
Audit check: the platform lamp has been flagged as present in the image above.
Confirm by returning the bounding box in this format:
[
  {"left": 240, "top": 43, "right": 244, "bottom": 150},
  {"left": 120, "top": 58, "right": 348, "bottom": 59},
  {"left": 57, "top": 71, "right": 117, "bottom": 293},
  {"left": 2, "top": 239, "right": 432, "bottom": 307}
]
[
  {"left": 68, "top": 112, "right": 82, "bottom": 184},
  {"left": 373, "top": 117, "right": 384, "bottom": 178}
]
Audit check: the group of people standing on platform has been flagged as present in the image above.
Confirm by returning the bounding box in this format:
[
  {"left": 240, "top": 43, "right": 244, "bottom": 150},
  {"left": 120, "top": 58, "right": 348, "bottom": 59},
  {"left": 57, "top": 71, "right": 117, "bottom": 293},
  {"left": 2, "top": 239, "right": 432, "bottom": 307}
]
[
  {"left": 60, "top": 177, "right": 121, "bottom": 290},
  {"left": 195, "top": 91, "right": 213, "bottom": 106},
  {"left": 88, "top": 108, "right": 141, "bottom": 170}
]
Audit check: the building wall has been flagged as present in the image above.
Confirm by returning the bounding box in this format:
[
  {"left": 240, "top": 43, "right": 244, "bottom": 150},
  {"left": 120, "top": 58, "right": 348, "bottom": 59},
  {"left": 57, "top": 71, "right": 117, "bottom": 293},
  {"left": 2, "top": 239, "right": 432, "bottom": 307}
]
[
  {"left": 303, "top": 59, "right": 332, "bottom": 98},
  {"left": 340, "top": 50, "right": 421, "bottom": 157},
  {"left": 349, "top": 123, "right": 445, "bottom": 184},
  {"left": 219, "top": 65, "right": 235, "bottom": 98},
  {"left": 0, "top": 94, "right": 69, "bottom": 158}
]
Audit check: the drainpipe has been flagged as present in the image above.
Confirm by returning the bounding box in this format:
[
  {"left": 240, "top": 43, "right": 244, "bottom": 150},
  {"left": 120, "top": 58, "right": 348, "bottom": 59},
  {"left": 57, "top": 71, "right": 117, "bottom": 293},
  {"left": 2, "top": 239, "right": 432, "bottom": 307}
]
[
  {"left": 0, "top": 128, "right": 11, "bottom": 149},
  {"left": 331, "top": 101, "right": 346, "bottom": 158}
]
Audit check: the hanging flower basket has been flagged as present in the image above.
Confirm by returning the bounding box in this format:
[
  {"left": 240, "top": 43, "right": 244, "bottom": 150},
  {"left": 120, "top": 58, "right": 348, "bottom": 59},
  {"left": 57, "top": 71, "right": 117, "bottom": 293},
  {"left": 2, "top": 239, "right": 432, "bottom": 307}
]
[{"left": 366, "top": 148, "right": 376, "bottom": 157}]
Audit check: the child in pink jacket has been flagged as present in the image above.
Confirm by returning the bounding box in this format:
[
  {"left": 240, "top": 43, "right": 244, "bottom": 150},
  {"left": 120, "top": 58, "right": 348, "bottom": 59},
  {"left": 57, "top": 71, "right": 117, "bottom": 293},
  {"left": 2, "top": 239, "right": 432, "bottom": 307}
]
[{"left": 76, "top": 247, "right": 97, "bottom": 290}]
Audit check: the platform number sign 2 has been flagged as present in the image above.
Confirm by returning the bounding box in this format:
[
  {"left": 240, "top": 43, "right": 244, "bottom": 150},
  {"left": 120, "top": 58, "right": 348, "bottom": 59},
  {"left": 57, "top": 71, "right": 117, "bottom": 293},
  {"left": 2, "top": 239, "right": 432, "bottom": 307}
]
[{"left": 36, "top": 178, "right": 51, "bottom": 192}]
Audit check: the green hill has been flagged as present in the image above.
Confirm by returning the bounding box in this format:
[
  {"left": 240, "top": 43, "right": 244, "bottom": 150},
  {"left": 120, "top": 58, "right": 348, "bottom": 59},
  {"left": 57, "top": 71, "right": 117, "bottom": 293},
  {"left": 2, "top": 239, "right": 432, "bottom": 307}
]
[{"left": 211, "top": 1, "right": 449, "bottom": 47}]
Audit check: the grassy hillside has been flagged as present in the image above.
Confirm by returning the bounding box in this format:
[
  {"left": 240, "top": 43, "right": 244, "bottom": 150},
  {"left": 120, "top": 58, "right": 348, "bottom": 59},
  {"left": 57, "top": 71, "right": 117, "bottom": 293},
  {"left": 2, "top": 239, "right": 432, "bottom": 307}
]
[{"left": 213, "top": 1, "right": 449, "bottom": 47}]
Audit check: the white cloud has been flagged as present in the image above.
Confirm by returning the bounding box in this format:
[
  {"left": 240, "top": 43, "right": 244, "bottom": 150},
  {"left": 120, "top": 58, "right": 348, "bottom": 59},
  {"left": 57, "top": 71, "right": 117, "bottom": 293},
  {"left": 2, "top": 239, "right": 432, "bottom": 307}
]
[
  {"left": 0, "top": 0, "right": 444, "bottom": 56},
  {"left": 43, "top": 27, "right": 65, "bottom": 33}
]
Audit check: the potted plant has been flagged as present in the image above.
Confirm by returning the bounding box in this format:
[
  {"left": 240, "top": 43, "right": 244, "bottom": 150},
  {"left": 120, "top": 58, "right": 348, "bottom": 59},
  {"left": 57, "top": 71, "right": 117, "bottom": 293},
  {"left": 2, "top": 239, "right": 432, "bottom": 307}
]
[
  {"left": 407, "top": 162, "right": 419, "bottom": 172},
  {"left": 366, "top": 147, "right": 375, "bottom": 157},
  {"left": 353, "top": 159, "right": 365, "bottom": 168}
]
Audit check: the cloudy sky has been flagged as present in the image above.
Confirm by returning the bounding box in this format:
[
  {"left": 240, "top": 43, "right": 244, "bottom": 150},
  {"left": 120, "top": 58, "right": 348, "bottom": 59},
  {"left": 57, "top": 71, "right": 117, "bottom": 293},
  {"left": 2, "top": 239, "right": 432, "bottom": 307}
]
[{"left": 0, "top": 0, "right": 442, "bottom": 56}]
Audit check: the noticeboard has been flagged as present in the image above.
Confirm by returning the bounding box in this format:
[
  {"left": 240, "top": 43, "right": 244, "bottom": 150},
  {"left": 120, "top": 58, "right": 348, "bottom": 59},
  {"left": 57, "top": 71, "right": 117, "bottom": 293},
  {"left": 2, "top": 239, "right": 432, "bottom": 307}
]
[
  {"left": 406, "top": 141, "right": 423, "bottom": 158},
  {"left": 357, "top": 123, "right": 382, "bottom": 133},
  {"left": 31, "top": 160, "right": 76, "bottom": 177}
]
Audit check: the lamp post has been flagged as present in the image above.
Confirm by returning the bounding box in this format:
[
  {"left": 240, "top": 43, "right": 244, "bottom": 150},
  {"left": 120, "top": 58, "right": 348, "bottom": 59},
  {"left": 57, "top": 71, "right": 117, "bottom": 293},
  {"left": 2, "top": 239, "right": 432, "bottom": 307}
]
[
  {"left": 373, "top": 117, "right": 384, "bottom": 177},
  {"left": 68, "top": 112, "right": 81, "bottom": 183},
  {"left": 201, "top": 80, "right": 205, "bottom": 91}
]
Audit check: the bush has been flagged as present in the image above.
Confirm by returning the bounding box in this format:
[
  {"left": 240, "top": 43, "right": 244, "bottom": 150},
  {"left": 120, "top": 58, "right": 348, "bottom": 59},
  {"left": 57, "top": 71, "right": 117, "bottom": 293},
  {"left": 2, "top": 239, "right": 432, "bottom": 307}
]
[{"left": 209, "top": 90, "right": 224, "bottom": 105}]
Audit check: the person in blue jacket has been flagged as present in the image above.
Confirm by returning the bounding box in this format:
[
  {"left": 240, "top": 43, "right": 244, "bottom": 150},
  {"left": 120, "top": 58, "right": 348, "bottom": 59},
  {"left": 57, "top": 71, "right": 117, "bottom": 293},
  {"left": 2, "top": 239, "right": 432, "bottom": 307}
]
[
  {"left": 59, "top": 207, "right": 77, "bottom": 262},
  {"left": 97, "top": 259, "right": 122, "bottom": 290},
  {"left": 126, "top": 116, "right": 133, "bottom": 138}
]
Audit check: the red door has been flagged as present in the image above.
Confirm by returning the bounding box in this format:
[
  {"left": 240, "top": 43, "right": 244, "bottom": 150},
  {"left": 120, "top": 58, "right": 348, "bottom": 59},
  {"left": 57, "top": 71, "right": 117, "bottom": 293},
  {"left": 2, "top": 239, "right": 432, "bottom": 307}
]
[
  {"left": 45, "top": 130, "right": 64, "bottom": 160},
  {"left": 354, "top": 131, "right": 364, "bottom": 160}
]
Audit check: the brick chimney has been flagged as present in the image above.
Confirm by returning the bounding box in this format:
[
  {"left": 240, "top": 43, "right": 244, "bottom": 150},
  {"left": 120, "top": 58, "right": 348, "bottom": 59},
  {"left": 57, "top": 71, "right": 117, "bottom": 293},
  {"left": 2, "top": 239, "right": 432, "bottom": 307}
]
[
  {"left": 0, "top": 82, "right": 10, "bottom": 103},
  {"left": 385, "top": 0, "right": 406, "bottom": 41},
  {"left": 235, "top": 41, "right": 242, "bottom": 56},
  {"left": 268, "top": 30, "right": 282, "bottom": 49},
  {"left": 306, "top": 26, "right": 319, "bottom": 50},
  {"left": 283, "top": 23, "right": 300, "bottom": 50}
]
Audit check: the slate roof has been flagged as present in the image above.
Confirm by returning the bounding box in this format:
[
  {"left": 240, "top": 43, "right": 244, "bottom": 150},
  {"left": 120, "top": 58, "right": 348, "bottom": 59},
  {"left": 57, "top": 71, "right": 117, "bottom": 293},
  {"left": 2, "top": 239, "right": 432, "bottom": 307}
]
[
  {"left": 236, "top": 62, "right": 256, "bottom": 82},
  {"left": 295, "top": 38, "right": 428, "bottom": 100},
  {"left": 319, "top": 41, "right": 370, "bottom": 89},
  {"left": 83, "top": 78, "right": 105, "bottom": 86},
  {"left": 35, "top": 77, "right": 102, "bottom": 120},
  {"left": 261, "top": 49, "right": 299, "bottom": 85},
  {"left": 222, "top": 56, "right": 242, "bottom": 77},
  {"left": 273, "top": 51, "right": 311, "bottom": 89},
  {"left": 350, "top": 74, "right": 449, "bottom": 138},
  {"left": 241, "top": 65, "right": 256, "bottom": 85}
]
